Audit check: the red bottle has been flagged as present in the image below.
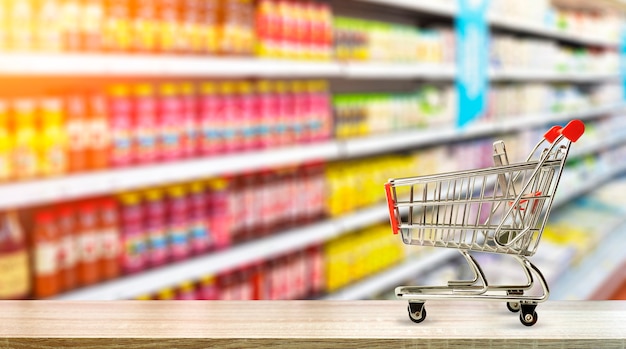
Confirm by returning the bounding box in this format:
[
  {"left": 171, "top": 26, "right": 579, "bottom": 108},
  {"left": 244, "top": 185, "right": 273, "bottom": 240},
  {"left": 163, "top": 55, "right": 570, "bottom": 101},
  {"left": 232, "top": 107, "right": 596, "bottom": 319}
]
[
  {"left": 32, "top": 210, "right": 61, "bottom": 298},
  {"left": 76, "top": 201, "right": 102, "bottom": 286},
  {"left": 56, "top": 205, "right": 78, "bottom": 292},
  {"left": 98, "top": 198, "right": 120, "bottom": 280}
]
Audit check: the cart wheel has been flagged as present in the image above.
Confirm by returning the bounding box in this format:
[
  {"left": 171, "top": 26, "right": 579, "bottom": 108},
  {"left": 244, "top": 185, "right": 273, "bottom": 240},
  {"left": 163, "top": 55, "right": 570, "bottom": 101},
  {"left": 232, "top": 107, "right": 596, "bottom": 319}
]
[
  {"left": 506, "top": 302, "right": 521, "bottom": 313},
  {"left": 520, "top": 311, "right": 538, "bottom": 326},
  {"left": 407, "top": 303, "right": 426, "bottom": 324}
]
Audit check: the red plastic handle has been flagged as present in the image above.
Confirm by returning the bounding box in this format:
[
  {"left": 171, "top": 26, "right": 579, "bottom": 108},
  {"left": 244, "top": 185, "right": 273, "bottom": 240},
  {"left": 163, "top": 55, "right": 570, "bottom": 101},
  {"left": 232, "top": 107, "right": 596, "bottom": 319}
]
[
  {"left": 544, "top": 126, "right": 562, "bottom": 143},
  {"left": 384, "top": 182, "right": 399, "bottom": 235},
  {"left": 560, "top": 119, "right": 585, "bottom": 142},
  {"left": 544, "top": 120, "right": 585, "bottom": 143}
]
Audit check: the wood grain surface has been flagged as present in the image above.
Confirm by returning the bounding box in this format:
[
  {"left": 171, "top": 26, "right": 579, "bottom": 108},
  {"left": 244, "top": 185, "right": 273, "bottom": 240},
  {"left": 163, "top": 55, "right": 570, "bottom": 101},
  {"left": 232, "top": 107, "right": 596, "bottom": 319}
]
[{"left": 0, "top": 300, "right": 624, "bottom": 348}]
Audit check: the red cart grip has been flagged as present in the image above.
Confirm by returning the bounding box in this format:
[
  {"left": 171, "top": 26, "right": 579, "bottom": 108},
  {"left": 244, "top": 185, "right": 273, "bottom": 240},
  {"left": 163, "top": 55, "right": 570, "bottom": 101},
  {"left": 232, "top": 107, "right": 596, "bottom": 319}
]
[
  {"left": 543, "top": 126, "right": 562, "bottom": 143},
  {"left": 560, "top": 119, "right": 585, "bottom": 142},
  {"left": 384, "top": 182, "right": 399, "bottom": 235}
]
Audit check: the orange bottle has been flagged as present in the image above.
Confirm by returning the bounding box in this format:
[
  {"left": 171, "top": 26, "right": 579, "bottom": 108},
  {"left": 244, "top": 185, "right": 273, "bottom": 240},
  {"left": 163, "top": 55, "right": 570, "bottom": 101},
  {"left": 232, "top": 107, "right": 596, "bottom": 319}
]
[
  {"left": 32, "top": 209, "right": 61, "bottom": 298},
  {"left": 76, "top": 200, "right": 101, "bottom": 286},
  {"left": 86, "top": 93, "right": 110, "bottom": 170},
  {"left": 56, "top": 204, "right": 78, "bottom": 292},
  {"left": 65, "top": 94, "right": 87, "bottom": 173},
  {"left": 98, "top": 198, "right": 120, "bottom": 280}
]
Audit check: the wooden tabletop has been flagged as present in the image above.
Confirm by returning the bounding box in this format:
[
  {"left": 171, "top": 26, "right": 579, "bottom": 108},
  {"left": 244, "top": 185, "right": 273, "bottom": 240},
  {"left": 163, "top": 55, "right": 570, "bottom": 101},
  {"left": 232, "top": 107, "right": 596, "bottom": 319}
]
[{"left": 0, "top": 300, "right": 624, "bottom": 348}]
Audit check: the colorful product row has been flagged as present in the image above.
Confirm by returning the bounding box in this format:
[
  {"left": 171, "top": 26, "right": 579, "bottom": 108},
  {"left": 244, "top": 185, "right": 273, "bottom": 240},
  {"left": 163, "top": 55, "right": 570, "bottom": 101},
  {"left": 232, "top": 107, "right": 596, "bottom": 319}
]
[
  {"left": 0, "top": 79, "right": 331, "bottom": 181},
  {"left": 490, "top": 34, "right": 619, "bottom": 74},
  {"left": 333, "top": 16, "right": 454, "bottom": 64},
  {"left": 255, "top": 0, "right": 333, "bottom": 60},
  {"left": 332, "top": 86, "right": 455, "bottom": 139},
  {"left": 0, "top": 0, "right": 256, "bottom": 55},
  {"left": 141, "top": 246, "right": 325, "bottom": 300}
]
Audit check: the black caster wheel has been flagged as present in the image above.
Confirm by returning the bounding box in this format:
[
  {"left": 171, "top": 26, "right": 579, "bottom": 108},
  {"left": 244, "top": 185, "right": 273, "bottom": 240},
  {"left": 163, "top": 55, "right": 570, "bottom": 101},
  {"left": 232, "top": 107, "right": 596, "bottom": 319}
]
[
  {"left": 520, "top": 311, "right": 538, "bottom": 326},
  {"left": 507, "top": 302, "right": 521, "bottom": 313},
  {"left": 407, "top": 303, "right": 426, "bottom": 324}
]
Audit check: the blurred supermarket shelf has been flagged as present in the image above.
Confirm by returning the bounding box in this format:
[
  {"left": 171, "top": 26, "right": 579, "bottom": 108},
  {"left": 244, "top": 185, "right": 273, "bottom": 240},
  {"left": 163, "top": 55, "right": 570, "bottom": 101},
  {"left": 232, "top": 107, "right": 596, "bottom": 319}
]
[
  {"left": 53, "top": 199, "right": 398, "bottom": 300},
  {"left": 322, "top": 250, "right": 458, "bottom": 300},
  {"left": 552, "top": 162, "right": 626, "bottom": 209},
  {"left": 344, "top": 102, "right": 624, "bottom": 157},
  {"left": 489, "top": 68, "right": 620, "bottom": 82},
  {"left": 488, "top": 14, "right": 619, "bottom": 48},
  {"left": 355, "top": 0, "right": 618, "bottom": 48},
  {"left": 551, "top": 222, "right": 626, "bottom": 300},
  {"left": 52, "top": 139, "right": 626, "bottom": 300},
  {"left": 570, "top": 133, "right": 626, "bottom": 159},
  {"left": 0, "top": 102, "right": 621, "bottom": 209}
]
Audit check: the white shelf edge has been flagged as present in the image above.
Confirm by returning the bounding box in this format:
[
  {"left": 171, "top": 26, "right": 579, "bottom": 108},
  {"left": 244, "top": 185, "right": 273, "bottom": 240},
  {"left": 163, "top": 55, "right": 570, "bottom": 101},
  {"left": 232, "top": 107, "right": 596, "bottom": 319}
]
[
  {"left": 353, "top": 0, "right": 457, "bottom": 17},
  {"left": 489, "top": 68, "right": 620, "bottom": 82},
  {"left": 321, "top": 249, "right": 458, "bottom": 300},
  {"left": 343, "top": 62, "right": 456, "bottom": 79}
]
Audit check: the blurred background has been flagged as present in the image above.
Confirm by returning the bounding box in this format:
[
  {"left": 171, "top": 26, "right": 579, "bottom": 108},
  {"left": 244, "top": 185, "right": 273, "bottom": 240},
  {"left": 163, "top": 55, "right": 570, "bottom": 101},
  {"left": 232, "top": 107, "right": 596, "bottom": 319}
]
[{"left": 0, "top": 0, "right": 624, "bottom": 301}]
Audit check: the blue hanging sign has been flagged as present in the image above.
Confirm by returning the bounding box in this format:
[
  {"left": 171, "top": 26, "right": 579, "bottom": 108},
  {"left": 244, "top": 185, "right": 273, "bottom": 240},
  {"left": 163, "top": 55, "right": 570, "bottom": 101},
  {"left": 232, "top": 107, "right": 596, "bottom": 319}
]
[
  {"left": 456, "top": 0, "right": 489, "bottom": 127},
  {"left": 621, "top": 24, "right": 626, "bottom": 100}
]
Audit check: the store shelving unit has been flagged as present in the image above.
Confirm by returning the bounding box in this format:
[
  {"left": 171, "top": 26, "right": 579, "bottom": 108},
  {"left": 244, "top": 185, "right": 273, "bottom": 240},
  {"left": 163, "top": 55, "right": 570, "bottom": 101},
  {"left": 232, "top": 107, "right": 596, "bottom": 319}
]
[
  {"left": 1, "top": 0, "right": 622, "bottom": 302},
  {"left": 0, "top": 102, "right": 620, "bottom": 210},
  {"left": 53, "top": 133, "right": 626, "bottom": 300}
]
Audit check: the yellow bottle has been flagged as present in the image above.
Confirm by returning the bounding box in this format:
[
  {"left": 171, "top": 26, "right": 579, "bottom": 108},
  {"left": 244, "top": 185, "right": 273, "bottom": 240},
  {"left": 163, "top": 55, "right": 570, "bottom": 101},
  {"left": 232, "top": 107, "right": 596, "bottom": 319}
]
[
  {"left": 0, "top": 100, "right": 12, "bottom": 181},
  {"left": 39, "top": 98, "right": 67, "bottom": 177},
  {"left": 12, "top": 99, "right": 39, "bottom": 179}
]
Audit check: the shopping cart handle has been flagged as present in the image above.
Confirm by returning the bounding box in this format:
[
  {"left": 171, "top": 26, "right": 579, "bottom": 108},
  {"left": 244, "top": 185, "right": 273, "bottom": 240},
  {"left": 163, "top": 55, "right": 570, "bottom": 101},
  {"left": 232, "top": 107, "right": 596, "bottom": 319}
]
[
  {"left": 543, "top": 126, "right": 562, "bottom": 143},
  {"left": 384, "top": 182, "right": 399, "bottom": 235},
  {"left": 561, "top": 119, "right": 585, "bottom": 142}
]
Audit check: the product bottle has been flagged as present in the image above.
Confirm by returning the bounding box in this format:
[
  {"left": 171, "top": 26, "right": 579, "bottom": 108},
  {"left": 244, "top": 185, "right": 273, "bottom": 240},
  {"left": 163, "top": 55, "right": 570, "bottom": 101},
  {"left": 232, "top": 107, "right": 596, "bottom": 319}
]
[
  {"left": 133, "top": 83, "right": 159, "bottom": 164},
  {"left": 166, "top": 185, "right": 191, "bottom": 261},
  {"left": 197, "top": 275, "right": 218, "bottom": 300},
  {"left": 118, "top": 192, "right": 147, "bottom": 274},
  {"left": 292, "top": 80, "right": 306, "bottom": 143},
  {"left": 0, "top": 211, "right": 30, "bottom": 299},
  {"left": 157, "top": 0, "right": 181, "bottom": 53},
  {"left": 39, "top": 97, "right": 68, "bottom": 177},
  {"left": 103, "top": 0, "right": 131, "bottom": 52},
  {"left": 144, "top": 188, "right": 168, "bottom": 267},
  {"left": 200, "top": 0, "right": 219, "bottom": 54},
  {"left": 199, "top": 81, "right": 221, "bottom": 155},
  {"left": 32, "top": 210, "right": 61, "bottom": 298},
  {"left": 274, "top": 80, "right": 291, "bottom": 146},
  {"left": 98, "top": 198, "right": 120, "bottom": 280},
  {"left": 237, "top": 81, "right": 256, "bottom": 151},
  {"left": 86, "top": 93, "right": 110, "bottom": 170},
  {"left": 176, "top": 281, "right": 197, "bottom": 300},
  {"left": 8, "top": 0, "right": 34, "bottom": 50},
  {"left": 56, "top": 204, "right": 78, "bottom": 292},
  {"left": 108, "top": 84, "right": 134, "bottom": 167},
  {"left": 60, "top": 0, "right": 81, "bottom": 50},
  {"left": 81, "top": 0, "right": 104, "bottom": 51},
  {"left": 206, "top": 178, "right": 231, "bottom": 249},
  {"left": 188, "top": 181, "right": 211, "bottom": 255},
  {"left": 131, "top": 0, "right": 158, "bottom": 53},
  {"left": 219, "top": 81, "right": 238, "bottom": 152},
  {"left": 0, "top": 100, "right": 12, "bottom": 181},
  {"left": 180, "top": 82, "right": 199, "bottom": 158},
  {"left": 255, "top": 80, "right": 275, "bottom": 149},
  {"left": 12, "top": 99, "right": 39, "bottom": 179},
  {"left": 65, "top": 94, "right": 87, "bottom": 173},
  {"left": 179, "top": 0, "right": 199, "bottom": 54},
  {"left": 76, "top": 201, "right": 101, "bottom": 286},
  {"left": 35, "top": 0, "right": 63, "bottom": 51},
  {"left": 158, "top": 83, "right": 184, "bottom": 161}
]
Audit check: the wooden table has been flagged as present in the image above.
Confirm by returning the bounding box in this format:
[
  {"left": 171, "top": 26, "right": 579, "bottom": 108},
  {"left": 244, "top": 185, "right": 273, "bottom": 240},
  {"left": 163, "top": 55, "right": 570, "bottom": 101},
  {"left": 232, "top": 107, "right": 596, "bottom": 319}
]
[{"left": 0, "top": 300, "right": 624, "bottom": 348}]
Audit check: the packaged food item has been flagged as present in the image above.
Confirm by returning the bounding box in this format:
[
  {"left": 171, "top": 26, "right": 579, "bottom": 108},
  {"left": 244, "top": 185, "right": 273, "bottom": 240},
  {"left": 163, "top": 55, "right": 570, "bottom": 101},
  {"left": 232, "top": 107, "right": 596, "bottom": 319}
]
[
  {"left": 36, "top": 0, "right": 63, "bottom": 51},
  {"left": 0, "top": 100, "right": 12, "bottom": 181},
  {"left": 197, "top": 275, "right": 218, "bottom": 300},
  {"left": 144, "top": 188, "right": 168, "bottom": 267},
  {"left": 32, "top": 210, "right": 60, "bottom": 298},
  {"left": 65, "top": 94, "right": 88, "bottom": 173},
  {"left": 176, "top": 281, "right": 197, "bottom": 300},
  {"left": 189, "top": 181, "right": 211, "bottom": 254},
  {"left": 8, "top": 1, "right": 35, "bottom": 50},
  {"left": 60, "top": 0, "right": 82, "bottom": 50},
  {"left": 166, "top": 185, "right": 191, "bottom": 261},
  {"left": 56, "top": 204, "right": 78, "bottom": 291},
  {"left": 98, "top": 198, "right": 120, "bottom": 280},
  {"left": 206, "top": 178, "right": 231, "bottom": 249},
  {"left": 108, "top": 84, "right": 134, "bottom": 167},
  {"left": 219, "top": 81, "right": 239, "bottom": 152},
  {"left": 131, "top": 0, "right": 158, "bottom": 52},
  {"left": 180, "top": 82, "right": 199, "bottom": 158},
  {"left": 199, "top": 0, "right": 219, "bottom": 53},
  {"left": 103, "top": 0, "right": 131, "bottom": 51},
  {"left": 86, "top": 93, "right": 110, "bottom": 170},
  {"left": 133, "top": 83, "right": 159, "bottom": 164},
  {"left": 255, "top": 80, "right": 276, "bottom": 149},
  {"left": 0, "top": 211, "right": 30, "bottom": 299},
  {"left": 76, "top": 200, "right": 101, "bottom": 286},
  {"left": 38, "top": 98, "right": 67, "bottom": 177},
  {"left": 199, "top": 81, "right": 221, "bottom": 155},
  {"left": 12, "top": 99, "right": 39, "bottom": 179},
  {"left": 158, "top": 83, "right": 184, "bottom": 161},
  {"left": 118, "top": 192, "right": 147, "bottom": 274},
  {"left": 81, "top": 0, "right": 104, "bottom": 51},
  {"left": 237, "top": 81, "right": 255, "bottom": 151},
  {"left": 157, "top": 0, "right": 181, "bottom": 53}
]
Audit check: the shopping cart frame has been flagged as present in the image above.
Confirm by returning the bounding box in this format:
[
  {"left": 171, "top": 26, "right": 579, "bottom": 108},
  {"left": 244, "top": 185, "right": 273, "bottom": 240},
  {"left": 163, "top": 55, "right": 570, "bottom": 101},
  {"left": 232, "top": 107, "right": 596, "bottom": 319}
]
[{"left": 385, "top": 120, "right": 585, "bottom": 326}]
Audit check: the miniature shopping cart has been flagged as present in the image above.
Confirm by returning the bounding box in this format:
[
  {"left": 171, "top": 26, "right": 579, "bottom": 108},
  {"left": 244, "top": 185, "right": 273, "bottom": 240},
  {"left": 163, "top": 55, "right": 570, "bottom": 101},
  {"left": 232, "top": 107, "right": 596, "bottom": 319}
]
[{"left": 384, "top": 120, "right": 585, "bottom": 326}]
